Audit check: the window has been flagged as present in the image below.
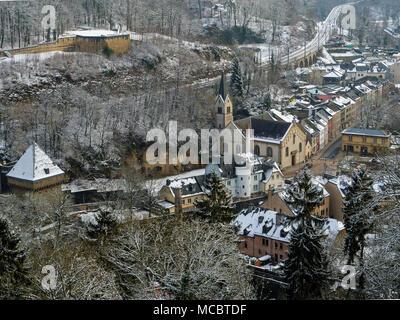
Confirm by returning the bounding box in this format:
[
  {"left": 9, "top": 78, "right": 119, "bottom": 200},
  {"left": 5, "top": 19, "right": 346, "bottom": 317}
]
[
  {"left": 218, "top": 107, "right": 222, "bottom": 114},
  {"left": 274, "top": 254, "right": 278, "bottom": 261},
  {"left": 254, "top": 175, "right": 258, "bottom": 181},
  {"left": 258, "top": 249, "right": 262, "bottom": 255},
  {"left": 244, "top": 242, "right": 247, "bottom": 248},
  {"left": 267, "top": 147, "right": 273, "bottom": 157},
  {"left": 348, "top": 136, "right": 353, "bottom": 142},
  {"left": 227, "top": 107, "right": 231, "bottom": 113},
  {"left": 285, "top": 147, "right": 289, "bottom": 157},
  {"left": 280, "top": 255, "right": 283, "bottom": 260},
  {"left": 280, "top": 243, "right": 283, "bottom": 250},
  {"left": 253, "top": 185, "right": 258, "bottom": 191},
  {"left": 188, "top": 199, "right": 192, "bottom": 204},
  {"left": 382, "top": 138, "right": 385, "bottom": 145},
  {"left": 254, "top": 145, "right": 260, "bottom": 156},
  {"left": 293, "top": 134, "right": 296, "bottom": 144},
  {"left": 227, "top": 181, "right": 231, "bottom": 186},
  {"left": 275, "top": 242, "right": 278, "bottom": 249},
  {"left": 321, "top": 209, "right": 324, "bottom": 216},
  {"left": 182, "top": 200, "right": 185, "bottom": 205},
  {"left": 326, "top": 208, "right": 329, "bottom": 216},
  {"left": 299, "top": 143, "right": 302, "bottom": 152},
  {"left": 374, "top": 138, "right": 377, "bottom": 144},
  {"left": 362, "top": 136, "right": 366, "bottom": 143}
]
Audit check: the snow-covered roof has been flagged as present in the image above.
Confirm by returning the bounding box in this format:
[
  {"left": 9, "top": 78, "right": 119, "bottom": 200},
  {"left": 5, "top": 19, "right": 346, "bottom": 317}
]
[
  {"left": 232, "top": 206, "right": 343, "bottom": 242},
  {"left": 7, "top": 143, "right": 64, "bottom": 182},
  {"left": 63, "top": 29, "right": 127, "bottom": 38},
  {"left": 328, "top": 175, "right": 353, "bottom": 198}
]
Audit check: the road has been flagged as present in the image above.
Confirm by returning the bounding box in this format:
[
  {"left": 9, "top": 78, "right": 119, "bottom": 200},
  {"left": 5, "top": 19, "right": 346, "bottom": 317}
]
[
  {"left": 269, "top": 0, "right": 366, "bottom": 68},
  {"left": 322, "top": 138, "right": 342, "bottom": 160},
  {"left": 277, "top": 6, "right": 341, "bottom": 67}
]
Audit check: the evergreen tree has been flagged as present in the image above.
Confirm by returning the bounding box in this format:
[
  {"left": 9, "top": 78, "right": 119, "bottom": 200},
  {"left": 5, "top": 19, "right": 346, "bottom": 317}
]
[
  {"left": 230, "top": 57, "right": 244, "bottom": 97},
  {"left": 86, "top": 207, "right": 118, "bottom": 240},
  {"left": 195, "top": 171, "right": 234, "bottom": 223},
  {"left": 260, "top": 91, "right": 271, "bottom": 111},
  {"left": 343, "top": 168, "right": 376, "bottom": 293},
  {"left": 283, "top": 170, "right": 331, "bottom": 299},
  {"left": 0, "top": 216, "right": 27, "bottom": 299}
]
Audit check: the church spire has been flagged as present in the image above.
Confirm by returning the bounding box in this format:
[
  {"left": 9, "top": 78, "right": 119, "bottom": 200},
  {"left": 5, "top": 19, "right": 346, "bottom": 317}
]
[{"left": 218, "top": 71, "right": 228, "bottom": 101}]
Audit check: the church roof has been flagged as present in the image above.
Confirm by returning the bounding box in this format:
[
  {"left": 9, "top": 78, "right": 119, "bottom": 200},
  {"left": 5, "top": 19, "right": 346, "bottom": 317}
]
[
  {"left": 250, "top": 118, "right": 292, "bottom": 142},
  {"left": 7, "top": 143, "right": 64, "bottom": 182},
  {"left": 218, "top": 72, "right": 228, "bottom": 101}
]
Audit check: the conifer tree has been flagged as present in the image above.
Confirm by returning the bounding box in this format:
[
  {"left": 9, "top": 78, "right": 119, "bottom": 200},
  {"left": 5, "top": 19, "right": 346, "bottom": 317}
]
[
  {"left": 283, "top": 170, "right": 331, "bottom": 299},
  {"left": 86, "top": 207, "right": 118, "bottom": 240},
  {"left": 230, "top": 56, "right": 244, "bottom": 97},
  {"left": 195, "top": 171, "right": 234, "bottom": 223},
  {"left": 343, "top": 168, "right": 376, "bottom": 293},
  {"left": 0, "top": 216, "right": 27, "bottom": 299}
]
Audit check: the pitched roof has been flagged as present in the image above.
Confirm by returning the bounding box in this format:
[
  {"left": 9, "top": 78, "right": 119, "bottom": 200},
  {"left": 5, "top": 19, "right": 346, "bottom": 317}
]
[
  {"left": 250, "top": 118, "right": 292, "bottom": 142},
  {"left": 232, "top": 206, "right": 343, "bottom": 242},
  {"left": 7, "top": 143, "right": 64, "bottom": 182},
  {"left": 342, "top": 127, "right": 390, "bottom": 137}
]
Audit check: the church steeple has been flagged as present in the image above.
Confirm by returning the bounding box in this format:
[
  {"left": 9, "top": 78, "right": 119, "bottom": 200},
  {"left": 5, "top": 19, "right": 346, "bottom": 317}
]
[
  {"left": 215, "top": 72, "right": 233, "bottom": 129},
  {"left": 219, "top": 71, "right": 228, "bottom": 102}
]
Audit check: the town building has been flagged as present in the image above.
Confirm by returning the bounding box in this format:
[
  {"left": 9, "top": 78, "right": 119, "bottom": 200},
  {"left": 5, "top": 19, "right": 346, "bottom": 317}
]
[
  {"left": 159, "top": 176, "right": 206, "bottom": 213},
  {"left": 205, "top": 154, "right": 285, "bottom": 199},
  {"left": 260, "top": 178, "right": 330, "bottom": 218},
  {"left": 232, "top": 206, "right": 345, "bottom": 264},
  {"left": 342, "top": 128, "right": 391, "bottom": 155}
]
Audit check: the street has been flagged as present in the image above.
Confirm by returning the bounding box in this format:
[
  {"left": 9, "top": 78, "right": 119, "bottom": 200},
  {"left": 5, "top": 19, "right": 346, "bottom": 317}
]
[{"left": 321, "top": 138, "right": 342, "bottom": 160}]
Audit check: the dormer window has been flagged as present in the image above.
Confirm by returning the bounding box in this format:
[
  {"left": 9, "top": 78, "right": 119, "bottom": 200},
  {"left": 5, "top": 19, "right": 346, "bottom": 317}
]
[{"left": 44, "top": 168, "right": 50, "bottom": 174}]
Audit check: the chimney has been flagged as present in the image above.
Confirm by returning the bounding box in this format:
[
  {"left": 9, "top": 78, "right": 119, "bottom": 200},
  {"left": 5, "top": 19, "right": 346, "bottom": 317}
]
[
  {"left": 268, "top": 186, "right": 273, "bottom": 201},
  {"left": 173, "top": 187, "right": 183, "bottom": 219}
]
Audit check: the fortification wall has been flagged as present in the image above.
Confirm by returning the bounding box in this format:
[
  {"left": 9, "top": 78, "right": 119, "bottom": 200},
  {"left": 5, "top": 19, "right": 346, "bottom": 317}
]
[
  {"left": 0, "top": 34, "right": 131, "bottom": 57},
  {"left": 0, "top": 37, "right": 76, "bottom": 57},
  {"left": 75, "top": 34, "right": 131, "bottom": 55}
]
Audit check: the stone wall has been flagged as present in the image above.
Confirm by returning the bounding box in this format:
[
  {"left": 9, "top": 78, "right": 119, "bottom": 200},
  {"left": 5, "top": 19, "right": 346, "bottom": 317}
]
[{"left": 0, "top": 34, "right": 131, "bottom": 57}]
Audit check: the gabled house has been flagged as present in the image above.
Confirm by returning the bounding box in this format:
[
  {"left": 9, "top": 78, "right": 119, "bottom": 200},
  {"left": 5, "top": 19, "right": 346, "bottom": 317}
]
[
  {"left": 260, "top": 178, "right": 331, "bottom": 218},
  {"left": 232, "top": 206, "right": 345, "bottom": 264},
  {"left": 159, "top": 176, "right": 206, "bottom": 212}
]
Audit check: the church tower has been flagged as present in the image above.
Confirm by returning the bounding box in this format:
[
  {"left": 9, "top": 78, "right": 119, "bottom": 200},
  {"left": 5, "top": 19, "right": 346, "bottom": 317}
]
[{"left": 215, "top": 72, "right": 233, "bottom": 129}]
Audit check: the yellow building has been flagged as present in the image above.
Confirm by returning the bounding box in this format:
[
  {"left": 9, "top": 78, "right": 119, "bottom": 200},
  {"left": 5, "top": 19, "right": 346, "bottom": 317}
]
[
  {"left": 227, "top": 117, "right": 307, "bottom": 169},
  {"left": 158, "top": 176, "right": 206, "bottom": 213},
  {"left": 342, "top": 128, "right": 391, "bottom": 155}
]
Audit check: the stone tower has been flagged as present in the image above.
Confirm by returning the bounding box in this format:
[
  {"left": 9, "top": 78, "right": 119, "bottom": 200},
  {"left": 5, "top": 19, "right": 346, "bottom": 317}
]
[{"left": 215, "top": 72, "right": 233, "bottom": 129}]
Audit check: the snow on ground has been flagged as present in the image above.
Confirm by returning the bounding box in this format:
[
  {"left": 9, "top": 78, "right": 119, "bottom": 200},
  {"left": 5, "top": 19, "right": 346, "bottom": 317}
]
[
  {"left": 319, "top": 47, "right": 336, "bottom": 65},
  {"left": 0, "top": 51, "right": 78, "bottom": 65}
]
